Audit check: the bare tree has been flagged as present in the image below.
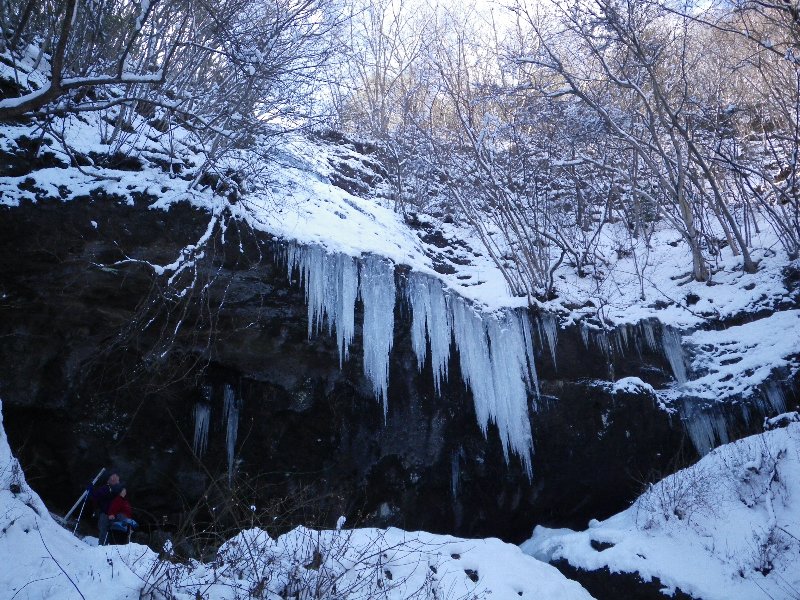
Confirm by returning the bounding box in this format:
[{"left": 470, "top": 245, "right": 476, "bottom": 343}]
[
  {"left": 678, "top": 1, "right": 800, "bottom": 259},
  {"left": 0, "top": 0, "right": 345, "bottom": 175}
]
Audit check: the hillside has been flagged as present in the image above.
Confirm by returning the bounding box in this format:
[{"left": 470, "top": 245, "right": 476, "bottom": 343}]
[{"left": 2, "top": 4, "right": 800, "bottom": 598}]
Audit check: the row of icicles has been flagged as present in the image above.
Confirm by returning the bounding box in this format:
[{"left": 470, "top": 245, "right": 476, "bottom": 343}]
[{"left": 192, "top": 242, "right": 770, "bottom": 477}]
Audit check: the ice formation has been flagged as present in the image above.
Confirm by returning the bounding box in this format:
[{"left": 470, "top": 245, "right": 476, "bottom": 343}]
[
  {"left": 280, "top": 240, "right": 784, "bottom": 467},
  {"left": 579, "top": 322, "right": 591, "bottom": 348},
  {"left": 661, "top": 327, "right": 688, "bottom": 384},
  {"left": 579, "top": 318, "right": 689, "bottom": 386},
  {"left": 594, "top": 331, "right": 611, "bottom": 360},
  {"left": 640, "top": 319, "right": 660, "bottom": 354},
  {"left": 537, "top": 313, "right": 559, "bottom": 368},
  {"left": 284, "top": 244, "right": 538, "bottom": 474},
  {"left": 409, "top": 273, "right": 538, "bottom": 474},
  {"left": 360, "top": 255, "right": 396, "bottom": 413},
  {"left": 193, "top": 402, "right": 211, "bottom": 457},
  {"left": 451, "top": 448, "right": 462, "bottom": 499},
  {"left": 406, "top": 273, "right": 452, "bottom": 394},
  {"left": 286, "top": 244, "right": 358, "bottom": 367},
  {"left": 681, "top": 402, "right": 731, "bottom": 454},
  {"left": 762, "top": 381, "right": 787, "bottom": 414}
]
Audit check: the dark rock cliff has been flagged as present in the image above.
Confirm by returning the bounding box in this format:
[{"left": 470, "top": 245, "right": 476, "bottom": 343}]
[{"left": 0, "top": 194, "right": 793, "bottom": 552}]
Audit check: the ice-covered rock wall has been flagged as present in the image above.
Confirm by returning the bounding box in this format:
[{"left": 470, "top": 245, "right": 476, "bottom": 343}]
[
  {"left": 285, "top": 243, "right": 538, "bottom": 475},
  {"left": 575, "top": 313, "right": 799, "bottom": 456},
  {"left": 2, "top": 190, "right": 795, "bottom": 541},
  {"left": 284, "top": 241, "right": 799, "bottom": 470}
]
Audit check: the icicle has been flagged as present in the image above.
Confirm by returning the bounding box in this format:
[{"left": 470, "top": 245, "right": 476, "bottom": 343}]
[
  {"left": 408, "top": 275, "right": 431, "bottom": 370},
  {"left": 740, "top": 401, "right": 752, "bottom": 428},
  {"left": 618, "top": 324, "right": 629, "bottom": 348},
  {"left": 640, "top": 320, "right": 660, "bottom": 353},
  {"left": 629, "top": 323, "right": 643, "bottom": 355},
  {"left": 193, "top": 403, "right": 211, "bottom": 458},
  {"left": 681, "top": 402, "right": 730, "bottom": 455},
  {"left": 538, "top": 313, "right": 558, "bottom": 369},
  {"left": 328, "top": 253, "right": 358, "bottom": 367},
  {"left": 287, "top": 243, "right": 324, "bottom": 337},
  {"left": 286, "top": 244, "right": 357, "bottom": 368},
  {"left": 611, "top": 329, "right": 623, "bottom": 356},
  {"left": 661, "top": 326, "right": 688, "bottom": 384},
  {"left": 360, "top": 255, "right": 396, "bottom": 415},
  {"left": 762, "top": 381, "right": 787, "bottom": 414},
  {"left": 487, "top": 314, "right": 536, "bottom": 471},
  {"left": 612, "top": 324, "right": 630, "bottom": 356},
  {"left": 521, "top": 314, "right": 540, "bottom": 399},
  {"left": 223, "top": 384, "right": 240, "bottom": 483},
  {"left": 283, "top": 242, "right": 538, "bottom": 474},
  {"left": 579, "top": 322, "right": 591, "bottom": 348},
  {"left": 451, "top": 298, "right": 536, "bottom": 476},
  {"left": 406, "top": 273, "right": 452, "bottom": 394},
  {"left": 595, "top": 330, "right": 610, "bottom": 358},
  {"left": 451, "top": 448, "right": 462, "bottom": 499},
  {"left": 451, "top": 297, "right": 494, "bottom": 433}
]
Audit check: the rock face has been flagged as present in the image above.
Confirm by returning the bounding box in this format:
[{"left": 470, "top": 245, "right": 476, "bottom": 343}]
[{"left": 0, "top": 195, "right": 784, "bottom": 547}]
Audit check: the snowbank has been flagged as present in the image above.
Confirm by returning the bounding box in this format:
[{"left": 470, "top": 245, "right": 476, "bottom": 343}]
[{"left": 522, "top": 421, "right": 800, "bottom": 600}]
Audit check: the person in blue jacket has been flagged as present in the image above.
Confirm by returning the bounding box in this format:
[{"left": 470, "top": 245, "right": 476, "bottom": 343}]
[{"left": 92, "top": 471, "right": 120, "bottom": 545}]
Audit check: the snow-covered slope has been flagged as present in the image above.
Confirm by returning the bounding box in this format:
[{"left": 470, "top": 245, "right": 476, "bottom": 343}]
[
  {"left": 522, "top": 416, "right": 800, "bottom": 600},
  {"left": 0, "top": 400, "right": 595, "bottom": 599},
  {"left": 0, "top": 45, "right": 793, "bottom": 321}
]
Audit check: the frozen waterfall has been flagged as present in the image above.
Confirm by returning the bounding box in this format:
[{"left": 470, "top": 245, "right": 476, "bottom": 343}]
[{"left": 284, "top": 244, "right": 538, "bottom": 475}]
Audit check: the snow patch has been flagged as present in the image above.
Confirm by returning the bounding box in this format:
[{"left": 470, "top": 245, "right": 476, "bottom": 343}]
[{"left": 522, "top": 422, "right": 800, "bottom": 600}]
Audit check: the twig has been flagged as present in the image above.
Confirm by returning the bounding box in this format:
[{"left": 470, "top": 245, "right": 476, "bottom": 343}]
[
  {"left": 36, "top": 520, "right": 86, "bottom": 600},
  {"left": 10, "top": 574, "right": 60, "bottom": 599}
]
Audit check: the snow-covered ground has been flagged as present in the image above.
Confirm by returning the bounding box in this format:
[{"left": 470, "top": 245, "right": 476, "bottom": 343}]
[
  {"left": 522, "top": 416, "right": 800, "bottom": 600},
  {"left": 6, "top": 408, "right": 800, "bottom": 599},
  {"left": 0, "top": 400, "right": 594, "bottom": 600}
]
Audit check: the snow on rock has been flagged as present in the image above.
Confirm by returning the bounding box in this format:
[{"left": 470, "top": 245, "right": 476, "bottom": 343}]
[
  {"left": 522, "top": 421, "right": 800, "bottom": 600},
  {"left": 611, "top": 377, "right": 656, "bottom": 397},
  {"left": 765, "top": 411, "right": 800, "bottom": 430},
  {"left": 0, "top": 400, "right": 594, "bottom": 600},
  {"left": 680, "top": 310, "right": 800, "bottom": 402},
  {"left": 661, "top": 310, "right": 800, "bottom": 454}
]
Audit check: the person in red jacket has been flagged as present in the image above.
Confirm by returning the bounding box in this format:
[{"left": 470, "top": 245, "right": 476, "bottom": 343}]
[
  {"left": 108, "top": 488, "right": 138, "bottom": 533},
  {"left": 92, "top": 471, "right": 120, "bottom": 545}
]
